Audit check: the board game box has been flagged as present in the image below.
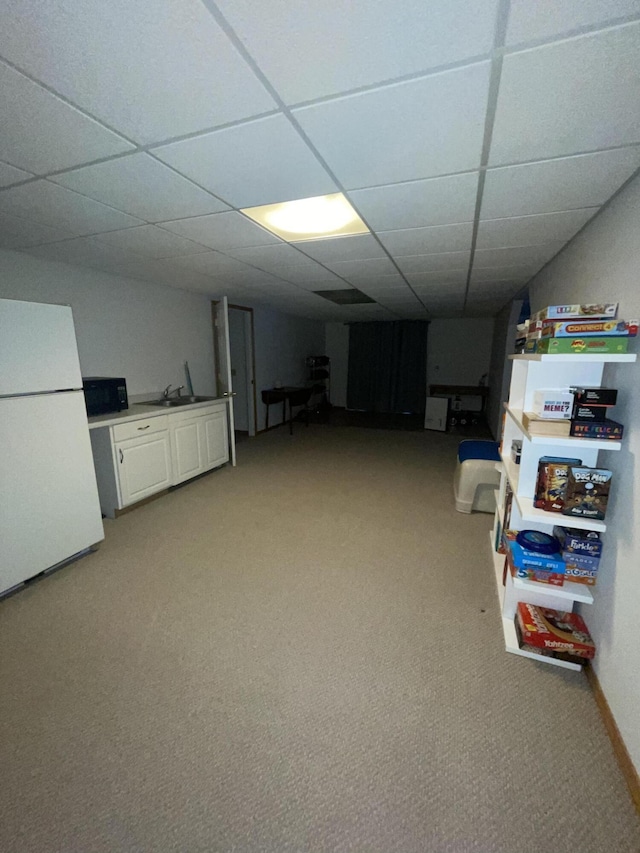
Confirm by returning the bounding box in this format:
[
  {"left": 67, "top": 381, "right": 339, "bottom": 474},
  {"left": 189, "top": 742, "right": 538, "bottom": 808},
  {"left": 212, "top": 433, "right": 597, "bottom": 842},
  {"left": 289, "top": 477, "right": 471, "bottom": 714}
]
[
  {"left": 534, "top": 456, "right": 582, "bottom": 512},
  {"left": 552, "top": 526, "right": 603, "bottom": 558},
  {"left": 534, "top": 337, "right": 629, "bottom": 355},
  {"left": 540, "top": 319, "right": 637, "bottom": 338},
  {"left": 531, "top": 304, "right": 618, "bottom": 321},
  {"left": 562, "top": 467, "right": 612, "bottom": 520},
  {"left": 571, "top": 387, "right": 618, "bottom": 407},
  {"left": 563, "top": 553, "right": 601, "bottom": 586},
  {"left": 569, "top": 420, "right": 624, "bottom": 440},
  {"left": 515, "top": 603, "right": 596, "bottom": 662}
]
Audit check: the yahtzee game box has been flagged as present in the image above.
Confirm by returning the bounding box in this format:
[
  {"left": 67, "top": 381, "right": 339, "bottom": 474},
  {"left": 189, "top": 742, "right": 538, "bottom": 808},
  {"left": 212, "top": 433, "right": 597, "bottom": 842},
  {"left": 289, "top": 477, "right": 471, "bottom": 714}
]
[{"left": 515, "top": 603, "right": 596, "bottom": 663}]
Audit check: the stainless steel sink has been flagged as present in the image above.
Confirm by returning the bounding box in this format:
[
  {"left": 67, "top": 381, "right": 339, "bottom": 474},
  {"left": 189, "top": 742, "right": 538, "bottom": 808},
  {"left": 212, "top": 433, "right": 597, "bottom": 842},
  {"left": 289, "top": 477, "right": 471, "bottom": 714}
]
[{"left": 144, "top": 395, "right": 220, "bottom": 408}]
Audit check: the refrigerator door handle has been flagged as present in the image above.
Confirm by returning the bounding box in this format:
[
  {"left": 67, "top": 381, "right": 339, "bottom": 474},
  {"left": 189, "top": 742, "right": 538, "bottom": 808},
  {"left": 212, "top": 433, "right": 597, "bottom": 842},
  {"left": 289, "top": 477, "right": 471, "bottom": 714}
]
[{"left": 119, "top": 448, "right": 124, "bottom": 464}]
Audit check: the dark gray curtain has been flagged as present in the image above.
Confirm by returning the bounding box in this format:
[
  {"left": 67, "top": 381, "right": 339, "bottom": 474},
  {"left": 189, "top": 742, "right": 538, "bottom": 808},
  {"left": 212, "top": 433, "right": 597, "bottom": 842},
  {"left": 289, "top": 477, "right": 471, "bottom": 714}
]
[{"left": 346, "top": 321, "right": 428, "bottom": 413}]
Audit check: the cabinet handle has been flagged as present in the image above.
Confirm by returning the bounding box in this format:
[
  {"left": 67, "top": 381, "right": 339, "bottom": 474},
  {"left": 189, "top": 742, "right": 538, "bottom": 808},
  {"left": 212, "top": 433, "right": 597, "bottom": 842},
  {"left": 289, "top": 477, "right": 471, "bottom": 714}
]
[
  {"left": 137, "top": 425, "right": 150, "bottom": 430},
  {"left": 119, "top": 448, "right": 124, "bottom": 463}
]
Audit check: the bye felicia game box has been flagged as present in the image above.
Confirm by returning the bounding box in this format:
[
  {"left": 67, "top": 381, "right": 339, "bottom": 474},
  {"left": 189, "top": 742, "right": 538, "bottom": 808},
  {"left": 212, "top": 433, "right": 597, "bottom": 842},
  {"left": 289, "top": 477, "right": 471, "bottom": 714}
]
[{"left": 515, "top": 603, "right": 596, "bottom": 663}]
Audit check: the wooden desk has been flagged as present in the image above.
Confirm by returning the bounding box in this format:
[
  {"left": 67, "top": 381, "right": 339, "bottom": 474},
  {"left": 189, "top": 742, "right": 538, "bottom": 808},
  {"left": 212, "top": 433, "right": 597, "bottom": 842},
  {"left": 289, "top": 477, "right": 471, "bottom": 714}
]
[{"left": 261, "top": 387, "right": 311, "bottom": 434}]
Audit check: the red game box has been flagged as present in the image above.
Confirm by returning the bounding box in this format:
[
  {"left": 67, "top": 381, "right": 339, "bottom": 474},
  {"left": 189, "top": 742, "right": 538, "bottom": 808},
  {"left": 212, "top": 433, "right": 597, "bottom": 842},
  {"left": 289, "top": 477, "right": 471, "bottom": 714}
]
[{"left": 515, "top": 603, "right": 596, "bottom": 663}]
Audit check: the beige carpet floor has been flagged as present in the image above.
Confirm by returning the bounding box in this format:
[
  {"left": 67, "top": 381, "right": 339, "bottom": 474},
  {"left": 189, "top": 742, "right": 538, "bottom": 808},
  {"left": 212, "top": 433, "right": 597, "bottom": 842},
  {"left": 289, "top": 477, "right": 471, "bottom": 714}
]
[{"left": 1, "top": 425, "right": 639, "bottom": 852}]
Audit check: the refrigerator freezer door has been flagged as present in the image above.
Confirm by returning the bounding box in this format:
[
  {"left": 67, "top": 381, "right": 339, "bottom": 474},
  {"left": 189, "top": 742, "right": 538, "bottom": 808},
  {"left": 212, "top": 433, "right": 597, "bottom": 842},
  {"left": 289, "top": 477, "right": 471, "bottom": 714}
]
[
  {"left": 0, "top": 298, "right": 82, "bottom": 396},
  {"left": 0, "top": 391, "right": 104, "bottom": 595}
]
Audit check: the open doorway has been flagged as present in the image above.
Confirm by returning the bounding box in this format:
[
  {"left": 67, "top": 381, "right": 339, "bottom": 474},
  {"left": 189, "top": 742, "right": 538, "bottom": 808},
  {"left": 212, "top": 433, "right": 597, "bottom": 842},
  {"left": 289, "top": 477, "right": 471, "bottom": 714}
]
[{"left": 226, "top": 305, "right": 257, "bottom": 438}]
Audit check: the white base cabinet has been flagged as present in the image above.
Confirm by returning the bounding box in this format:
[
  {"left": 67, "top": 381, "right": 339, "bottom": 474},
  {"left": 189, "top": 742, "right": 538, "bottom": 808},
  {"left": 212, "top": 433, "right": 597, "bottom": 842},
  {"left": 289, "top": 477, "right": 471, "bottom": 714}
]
[
  {"left": 170, "top": 407, "right": 229, "bottom": 485},
  {"left": 91, "top": 403, "right": 230, "bottom": 518}
]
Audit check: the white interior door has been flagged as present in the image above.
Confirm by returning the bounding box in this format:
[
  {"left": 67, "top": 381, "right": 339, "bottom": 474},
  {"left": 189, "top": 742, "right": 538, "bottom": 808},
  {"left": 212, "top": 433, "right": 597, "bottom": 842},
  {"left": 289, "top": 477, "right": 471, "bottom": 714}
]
[{"left": 213, "top": 296, "right": 236, "bottom": 466}]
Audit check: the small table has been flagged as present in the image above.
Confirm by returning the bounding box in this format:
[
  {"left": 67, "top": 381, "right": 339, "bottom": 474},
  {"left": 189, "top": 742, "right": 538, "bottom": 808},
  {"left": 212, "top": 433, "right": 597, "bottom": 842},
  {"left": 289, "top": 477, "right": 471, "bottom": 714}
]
[
  {"left": 429, "top": 384, "right": 489, "bottom": 414},
  {"left": 261, "top": 387, "right": 311, "bottom": 434}
]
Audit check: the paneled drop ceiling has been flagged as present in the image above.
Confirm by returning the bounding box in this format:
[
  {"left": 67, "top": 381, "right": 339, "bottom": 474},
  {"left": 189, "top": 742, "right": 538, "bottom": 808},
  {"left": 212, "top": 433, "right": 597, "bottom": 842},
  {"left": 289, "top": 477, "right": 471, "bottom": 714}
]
[{"left": 1, "top": 1, "right": 639, "bottom": 320}]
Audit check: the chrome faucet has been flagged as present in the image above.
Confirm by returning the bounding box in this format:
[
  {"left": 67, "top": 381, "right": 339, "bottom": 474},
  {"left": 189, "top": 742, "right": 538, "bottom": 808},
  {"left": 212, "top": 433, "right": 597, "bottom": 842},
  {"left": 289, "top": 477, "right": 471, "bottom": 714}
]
[{"left": 163, "top": 384, "right": 184, "bottom": 399}]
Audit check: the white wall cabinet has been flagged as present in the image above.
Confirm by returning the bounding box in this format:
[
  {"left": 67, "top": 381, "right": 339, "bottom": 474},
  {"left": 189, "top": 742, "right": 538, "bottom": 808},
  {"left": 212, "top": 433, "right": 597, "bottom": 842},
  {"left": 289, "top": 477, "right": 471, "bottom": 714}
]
[
  {"left": 91, "top": 403, "right": 229, "bottom": 517},
  {"left": 491, "top": 353, "right": 636, "bottom": 671}
]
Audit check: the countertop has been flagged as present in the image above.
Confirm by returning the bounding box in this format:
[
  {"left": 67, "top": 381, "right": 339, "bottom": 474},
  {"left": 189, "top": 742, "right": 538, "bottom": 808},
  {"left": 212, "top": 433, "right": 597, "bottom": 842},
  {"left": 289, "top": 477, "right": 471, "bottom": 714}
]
[{"left": 87, "top": 397, "right": 228, "bottom": 430}]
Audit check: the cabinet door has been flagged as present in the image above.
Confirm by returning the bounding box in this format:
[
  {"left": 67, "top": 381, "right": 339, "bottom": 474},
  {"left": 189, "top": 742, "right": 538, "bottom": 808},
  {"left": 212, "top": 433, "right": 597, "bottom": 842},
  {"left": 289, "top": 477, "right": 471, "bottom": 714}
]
[
  {"left": 171, "top": 420, "right": 203, "bottom": 484},
  {"left": 199, "top": 408, "right": 229, "bottom": 471},
  {"left": 116, "top": 432, "right": 172, "bottom": 507}
]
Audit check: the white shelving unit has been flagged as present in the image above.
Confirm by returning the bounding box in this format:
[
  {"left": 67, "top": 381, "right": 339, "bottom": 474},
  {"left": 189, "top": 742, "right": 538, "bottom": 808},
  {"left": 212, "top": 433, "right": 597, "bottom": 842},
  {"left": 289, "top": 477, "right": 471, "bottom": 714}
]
[{"left": 490, "top": 352, "right": 636, "bottom": 670}]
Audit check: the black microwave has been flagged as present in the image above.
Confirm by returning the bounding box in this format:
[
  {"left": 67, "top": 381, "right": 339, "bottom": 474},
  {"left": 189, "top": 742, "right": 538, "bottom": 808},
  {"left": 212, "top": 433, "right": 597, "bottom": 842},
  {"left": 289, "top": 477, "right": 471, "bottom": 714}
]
[{"left": 82, "top": 377, "right": 128, "bottom": 416}]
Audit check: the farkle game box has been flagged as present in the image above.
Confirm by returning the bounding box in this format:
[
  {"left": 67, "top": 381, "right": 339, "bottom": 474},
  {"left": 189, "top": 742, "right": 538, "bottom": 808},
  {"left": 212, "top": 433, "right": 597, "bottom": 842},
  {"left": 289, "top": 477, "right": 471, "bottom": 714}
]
[{"left": 515, "top": 603, "right": 596, "bottom": 663}]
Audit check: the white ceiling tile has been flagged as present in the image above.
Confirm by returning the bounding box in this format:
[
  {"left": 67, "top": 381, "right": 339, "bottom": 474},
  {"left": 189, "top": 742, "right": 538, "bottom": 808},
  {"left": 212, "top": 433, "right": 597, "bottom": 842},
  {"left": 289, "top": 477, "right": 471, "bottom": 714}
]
[
  {"left": 396, "top": 251, "right": 471, "bottom": 274},
  {"left": 473, "top": 243, "right": 565, "bottom": 268},
  {"left": 216, "top": 0, "right": 499, "bottom": 103},
  {"left": 94, "top": 225, "right": 211, "bottom": 258},
  {"left": 23, "top": 236, "right": 144, "bottom": 272},
  {"left": 0, "top": 181, "right": 143, "bottom": 235},
  {"left": 405, "top": 270, "right": 469, "bottom": 287},
  {"left": 482, "top": 147, "right": 640, "bottom": 218},
  {"left": 476, "top": 208, "right": 596, "bottom": 249},
  {"left": 354, "top": 275, "right": 409, "bottom": 291},
  {"left": 350, "top": 173, "right": 479, "bottom": 231},
  {"left": 293, "top": 64, "right": 491, "bottom": 188},
  {"left": 506, "top": 0, "right": 640, "bottom": 46},
  {"left": 0, "top": 0, "right": 276, "bottom": 145},
  {"left": 291, "top": 235, "right": 385, "bottom": 263},
  {"left": 169, "top": 251, "right": 262, "bottom": 277},
  {"left": 0, "top": 211, "right": 74, "bottom": 248},
  {"left": 326, "top": 257, "right": 398, "bottom": 279},
  {"left": 224, "top": 243, "right": 332, "bottom": 275},
  {"left": 470, "top": 266, "right": 536, "bottom": 282},
  {"left": 0, "top": 61, "right": 133, "bottom": 175},
  {"left": 154, "top": 114, "right": 337, "bottom": 207},
  {"left": 158, "top": 211, "right": 279, "bottom": 251},
  {"left": 0, "top": 160, "right": 33, "bottom": 188},
  {"left": 490, "top": 23, "right": 640, "bottom": 165},
  {"left": 50, "top": 153, "right": 227, "bottom": 222},
  {"left": 378, "top": 223, "right": 474, "bottom": 256}
]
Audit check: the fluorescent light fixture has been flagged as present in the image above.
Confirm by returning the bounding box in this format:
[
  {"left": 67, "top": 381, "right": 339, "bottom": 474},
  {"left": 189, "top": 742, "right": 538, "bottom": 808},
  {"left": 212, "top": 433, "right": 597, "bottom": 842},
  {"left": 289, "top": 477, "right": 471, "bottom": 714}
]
[{"left": 241, "top": 193, "right": 369, "bottom": 242}]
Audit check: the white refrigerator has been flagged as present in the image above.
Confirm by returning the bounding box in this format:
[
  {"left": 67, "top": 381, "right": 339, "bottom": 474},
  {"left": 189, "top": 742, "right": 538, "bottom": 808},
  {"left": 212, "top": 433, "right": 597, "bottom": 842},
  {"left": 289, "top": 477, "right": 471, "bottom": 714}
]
[{"left": 0, "top": 298, "right": 104, "bottom": 597}]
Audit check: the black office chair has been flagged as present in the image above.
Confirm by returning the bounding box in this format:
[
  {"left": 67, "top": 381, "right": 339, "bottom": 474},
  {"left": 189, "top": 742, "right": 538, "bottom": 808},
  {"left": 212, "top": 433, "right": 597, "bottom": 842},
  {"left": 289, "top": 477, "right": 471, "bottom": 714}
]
[{"left": 287, "top": 387, "right": 312, "bottom": 434}]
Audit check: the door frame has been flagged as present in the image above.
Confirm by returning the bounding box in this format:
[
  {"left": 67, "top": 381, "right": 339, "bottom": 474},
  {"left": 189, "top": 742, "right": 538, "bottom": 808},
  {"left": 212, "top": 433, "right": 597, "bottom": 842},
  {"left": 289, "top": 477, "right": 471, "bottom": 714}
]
[{"left": 211, "top": 301, "right": 257, "bottom": 438}]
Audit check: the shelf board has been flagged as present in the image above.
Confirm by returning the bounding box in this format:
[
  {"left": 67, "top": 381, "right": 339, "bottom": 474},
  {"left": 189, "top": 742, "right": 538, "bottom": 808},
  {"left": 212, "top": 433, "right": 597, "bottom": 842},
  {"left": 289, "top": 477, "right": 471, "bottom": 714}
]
[
  {"left": 514, "top": 495, "right": 607, "bottom": 532},
  {"left": 490, "top": 532, "right": 506, "bottom": 610},
  {"left": 509, "top": 353, "right": 636, "bottom": 363},
  {"left": 505, "top": 406, "right": 622, "bottom": 450},
  {"left": 488, "top": 533, "right": 594, "bottom": 604},
  {"left": 488, "top": 537, "right": 586, "bottom": 670},
  {"left": 501, "top": 616, "right": 583, "bottom": 671},
  {"left": 499, "top": 451, "right": 520, "bottom": 493}
]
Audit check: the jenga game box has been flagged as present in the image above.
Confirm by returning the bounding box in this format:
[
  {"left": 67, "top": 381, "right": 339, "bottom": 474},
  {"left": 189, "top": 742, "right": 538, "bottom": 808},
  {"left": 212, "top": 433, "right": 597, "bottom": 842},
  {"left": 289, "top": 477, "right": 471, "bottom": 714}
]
[
  {"left": 562, "top": 467, "right": 612, "bottom": 520},
  {"left": 515, "top": 603, "right": 596, "bottom": 663},
  {"left": 534, "top": 456, "right": 582, "bottom": 512}
]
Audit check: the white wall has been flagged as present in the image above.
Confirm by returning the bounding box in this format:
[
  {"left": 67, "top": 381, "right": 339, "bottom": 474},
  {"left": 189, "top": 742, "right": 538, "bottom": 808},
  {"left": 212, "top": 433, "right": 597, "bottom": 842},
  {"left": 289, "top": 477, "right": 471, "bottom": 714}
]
[
  {"left": 325, "top": 322, "right": 349, "bottom": 408},
  {"left": 426, "top": 318, "right": 495, "bottom": 389},
  {"left": 0, "top": 249, "right": 216, "bottom": 398},
  {"left": 251, "top": 306, "right": 325, "bottom": 431},
  {"left": 527, "top": 172, "right": 640, "bottom": 772}
]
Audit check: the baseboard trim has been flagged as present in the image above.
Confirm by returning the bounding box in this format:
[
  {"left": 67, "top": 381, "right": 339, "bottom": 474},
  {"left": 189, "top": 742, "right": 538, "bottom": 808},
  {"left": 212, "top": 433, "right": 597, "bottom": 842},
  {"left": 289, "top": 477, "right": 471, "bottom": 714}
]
[{"left": 585, "top": 664, "right": 640, "bottom": 813}]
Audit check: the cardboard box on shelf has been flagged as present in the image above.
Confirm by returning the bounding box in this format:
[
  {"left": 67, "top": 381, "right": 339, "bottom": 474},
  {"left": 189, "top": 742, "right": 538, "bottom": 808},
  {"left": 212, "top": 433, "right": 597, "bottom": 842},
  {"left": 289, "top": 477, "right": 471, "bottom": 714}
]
[
  {"left": 563, "top": 553, "right": 601, "bottom": 586},
  {"left": 515, "top": 602, "right": 596, "bottom": 663},
  {"left": 534, "top": 337, "right": 629, "bottom": 355},
  {"left": 532, "top": 390, "right": 574, "bottom": 419},
  {"left": 562, "top": 467, "right": 612, "bottom": 520},
  {"left": 571, "top": 387, "right": 618, "bottom": 407},
  {"left": 540, "top": 319, "right": 637, "bottom": 338},
  {"left": 552, "top": 526, "right": 603, "bottom": 558},
  {"left": 523, "top": 412, "right": 571, "bottom": 436},
  {"left": 572, "top": 403, "right": 608, "bottom": 422},
  {"left": 570, "top": 419, "right": 624, "bottom": 440},
  {"left": 534, "top": 456, "right": 582, "bottom": 512},
  {"left": 531, "top": 304, "right": 618, "bottom": 321}
]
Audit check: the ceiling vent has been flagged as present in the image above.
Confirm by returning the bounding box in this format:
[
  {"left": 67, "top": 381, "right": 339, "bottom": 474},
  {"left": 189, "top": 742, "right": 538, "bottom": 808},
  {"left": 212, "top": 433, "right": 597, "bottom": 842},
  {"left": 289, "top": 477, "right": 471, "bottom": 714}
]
[{"left": 313, "top": 288, "right": 376, "bottom": 305}]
